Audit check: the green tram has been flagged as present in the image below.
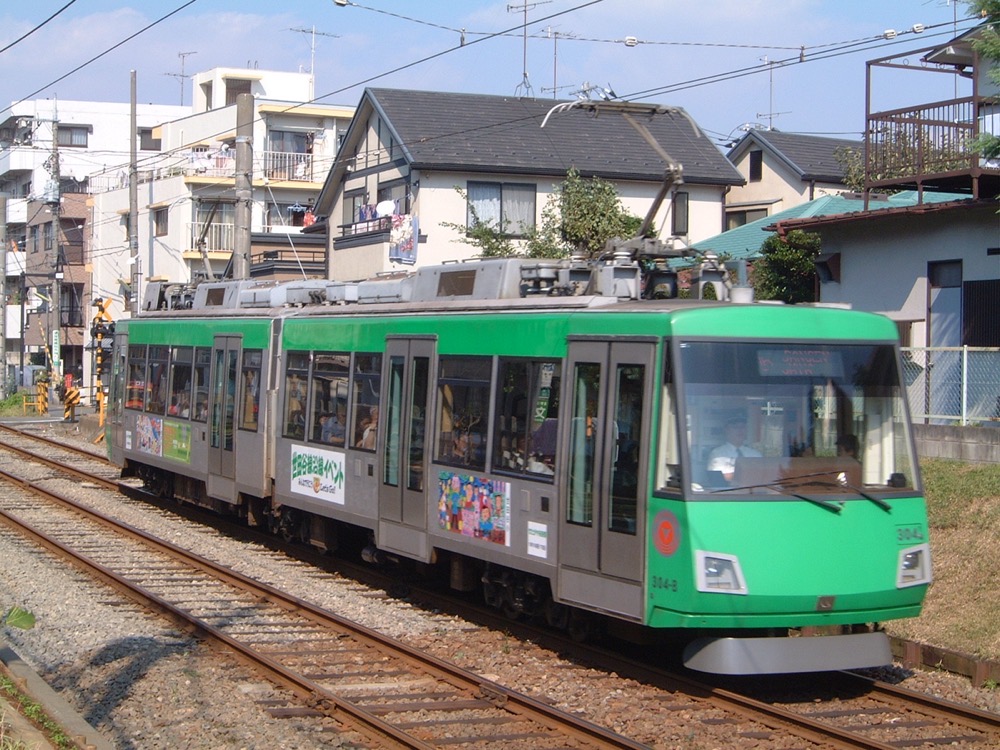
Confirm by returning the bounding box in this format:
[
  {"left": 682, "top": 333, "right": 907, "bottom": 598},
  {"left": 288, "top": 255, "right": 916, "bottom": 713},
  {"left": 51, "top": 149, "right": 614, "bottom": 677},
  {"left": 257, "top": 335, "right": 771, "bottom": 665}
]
[{"left": 107, "top": 258, "right": 931, "bottom": 674}]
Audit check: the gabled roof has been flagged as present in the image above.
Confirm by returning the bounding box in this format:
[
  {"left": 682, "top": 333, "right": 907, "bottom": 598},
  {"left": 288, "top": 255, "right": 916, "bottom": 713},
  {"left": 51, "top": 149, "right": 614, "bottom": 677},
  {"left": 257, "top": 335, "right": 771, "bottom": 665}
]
[
  {"left": 316, "top": 88, "right": 742, "bottom": 213},
  {"left": 691, "top": 191, "right": 968, "bottom": 262},
  {"left": 726, "top": 129, "right": 860, "bottom": 184}
]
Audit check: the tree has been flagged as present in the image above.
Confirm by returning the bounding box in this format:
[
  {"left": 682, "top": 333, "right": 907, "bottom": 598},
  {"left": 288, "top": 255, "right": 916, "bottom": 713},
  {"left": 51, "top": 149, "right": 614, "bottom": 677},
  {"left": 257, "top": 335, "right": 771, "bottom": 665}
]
[
  {"left": 537, "top": 168, "right": 643, "bottom": 259},
  {"left": 751, "top": 230, "right": 822, "bottom": 303},
  {"left": 968, "top": 1, "right": 1000, "bottom": 161},
  {"left": 440, "top": 187, "right": 518, "bottom": 258}
]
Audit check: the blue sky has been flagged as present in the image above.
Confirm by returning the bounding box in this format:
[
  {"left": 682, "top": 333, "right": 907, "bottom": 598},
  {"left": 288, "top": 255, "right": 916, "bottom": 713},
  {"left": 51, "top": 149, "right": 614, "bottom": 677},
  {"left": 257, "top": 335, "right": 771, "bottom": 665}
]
[{"left": 0, "top": 1, "right": 982, "bottom": 148}]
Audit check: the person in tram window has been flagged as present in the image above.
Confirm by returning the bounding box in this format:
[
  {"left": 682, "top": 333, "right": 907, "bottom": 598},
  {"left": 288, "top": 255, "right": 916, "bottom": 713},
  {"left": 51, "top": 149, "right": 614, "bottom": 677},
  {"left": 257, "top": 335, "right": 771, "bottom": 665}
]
[{"left": 707, "top": 416, "right": 762, "bottom": 483}]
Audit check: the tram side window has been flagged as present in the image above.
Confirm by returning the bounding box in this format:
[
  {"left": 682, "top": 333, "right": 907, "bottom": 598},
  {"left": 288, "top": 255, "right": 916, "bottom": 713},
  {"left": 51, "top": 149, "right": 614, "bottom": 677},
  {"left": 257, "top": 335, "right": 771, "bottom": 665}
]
[
  {"left": 352, "top": 353, "right": 382, "bottom": 451},
  {"left": 436, "top": 356, "right": 492, "bottom": 471},
  {"left": 125, "top": 344, "right": 146, "bottom": 409},
  {"left": 145, "top": 346, "right": 170, "bottom": 415},
  {"left": 283, "top": 351, "right": 310, "bottom": 440},
  {"left": 167, "top": 347, "right": 193, "bottom": 418},
  {"left": 493, "top": 358, "right": 561, "bottom": 478},
  {"left": 191, "top": 348, "right": 211, "bottom": 422},
  {"left": 310, "top": 352, "right": 349, "bottom": 446},
  {"left": 239, "top": 349, "right": 262, "bottom": 432},
  {"left": 655, "top": 349, "right": 682, "bottom": 494}
]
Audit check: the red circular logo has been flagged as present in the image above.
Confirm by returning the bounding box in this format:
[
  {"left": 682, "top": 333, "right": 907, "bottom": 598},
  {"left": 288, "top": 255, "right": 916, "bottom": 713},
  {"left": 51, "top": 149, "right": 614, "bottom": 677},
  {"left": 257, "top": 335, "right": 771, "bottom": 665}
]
[{"left": 653, "top": 509, "right": 680, "bottom": 557}]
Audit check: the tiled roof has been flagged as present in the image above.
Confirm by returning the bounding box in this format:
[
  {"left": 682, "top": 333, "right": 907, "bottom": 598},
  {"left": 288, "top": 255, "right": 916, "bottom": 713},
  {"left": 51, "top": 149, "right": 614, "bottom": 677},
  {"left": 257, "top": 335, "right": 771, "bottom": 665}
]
[
  {"left": 727, "top": 130, "right": 860, "bottom": 183},
  {"left": 690, "top": 191, "right": 968, "bottom": 263},
  {"left": 366, "top": 88, "right": 743, "bottom": 185}
]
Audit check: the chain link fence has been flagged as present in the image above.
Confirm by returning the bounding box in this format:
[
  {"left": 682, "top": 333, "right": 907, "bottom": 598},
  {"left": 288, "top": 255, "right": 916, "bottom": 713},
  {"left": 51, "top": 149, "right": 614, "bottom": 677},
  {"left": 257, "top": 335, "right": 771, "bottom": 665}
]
[{"left": 902, "top": 347, "right": 1000, "bottom": 425}]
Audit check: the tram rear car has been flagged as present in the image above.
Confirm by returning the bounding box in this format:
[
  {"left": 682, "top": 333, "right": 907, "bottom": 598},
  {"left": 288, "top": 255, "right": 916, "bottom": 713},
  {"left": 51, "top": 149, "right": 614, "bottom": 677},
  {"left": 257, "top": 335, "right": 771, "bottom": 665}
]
[{"left": 107, "top": 259, "right": 930, "bottom": 674}]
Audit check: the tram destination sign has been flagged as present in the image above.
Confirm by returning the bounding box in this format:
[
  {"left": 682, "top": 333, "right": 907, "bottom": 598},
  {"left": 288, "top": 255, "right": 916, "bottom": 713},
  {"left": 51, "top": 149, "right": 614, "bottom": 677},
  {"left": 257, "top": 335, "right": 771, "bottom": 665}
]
[{"left": 757, "top": 348, "right": 844, "bottom": 378}]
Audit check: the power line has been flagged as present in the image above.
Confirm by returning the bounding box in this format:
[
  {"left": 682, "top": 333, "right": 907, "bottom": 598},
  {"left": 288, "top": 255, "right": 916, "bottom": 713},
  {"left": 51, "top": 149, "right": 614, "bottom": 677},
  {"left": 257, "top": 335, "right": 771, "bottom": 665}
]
[
  {"left": 0, "top": 1, "right": 77, "bottom": 57},
  {"left": 0, "top": 0, "right": 200, "bottom": 119}
]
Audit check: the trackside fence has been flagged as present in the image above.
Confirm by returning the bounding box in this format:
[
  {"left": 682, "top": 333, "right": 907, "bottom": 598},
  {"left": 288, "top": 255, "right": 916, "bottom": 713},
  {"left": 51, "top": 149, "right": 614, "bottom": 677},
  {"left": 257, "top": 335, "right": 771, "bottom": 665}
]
[{"left": 902, "top": 346, "right": 1000, "bottom": 426}]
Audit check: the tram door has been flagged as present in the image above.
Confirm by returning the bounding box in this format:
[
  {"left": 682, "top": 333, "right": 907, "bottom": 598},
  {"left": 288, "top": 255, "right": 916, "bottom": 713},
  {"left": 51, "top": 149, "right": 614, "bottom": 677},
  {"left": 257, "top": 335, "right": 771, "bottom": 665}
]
[
  {"left": 106, "top": 330, "right": 129, "bottom": 467},
  {"left": 208, "top": 335, "right": 240, "bottom": 481},
  {"left": 557, "top": 338, "right": 655, "bottom": 620},
  {"left": 378, "top": 336, "right": 435, "bottom": 560}
]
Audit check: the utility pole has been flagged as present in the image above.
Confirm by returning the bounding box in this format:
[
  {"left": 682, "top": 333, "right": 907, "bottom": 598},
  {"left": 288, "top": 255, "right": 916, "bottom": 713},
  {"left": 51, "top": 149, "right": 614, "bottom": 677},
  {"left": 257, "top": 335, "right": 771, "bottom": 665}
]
[
  {"left": 129, "top": 71, "right": 140, "bottom": 315},
  {"left": 0, "top": 193, "right": 6, "bottom": 399},
  {"left": 233, "top": 92, "right": 253, "bottom": 280},
  {"left": 48, "top": 110, "right": 62, "bottom": 386}
]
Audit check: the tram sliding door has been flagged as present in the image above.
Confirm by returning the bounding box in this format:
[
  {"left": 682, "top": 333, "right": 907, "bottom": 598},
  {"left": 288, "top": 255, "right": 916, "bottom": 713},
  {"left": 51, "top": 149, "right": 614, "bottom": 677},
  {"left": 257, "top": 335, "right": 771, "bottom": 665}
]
[
  {"left": 377, "top": 336, "right": 435, "bottom": 560},
  {"left": 557, "top": 338, "right": 655, "bottom": 620},
  {"left": 208, "top": 335, "right": 239, "bottom": 486}
]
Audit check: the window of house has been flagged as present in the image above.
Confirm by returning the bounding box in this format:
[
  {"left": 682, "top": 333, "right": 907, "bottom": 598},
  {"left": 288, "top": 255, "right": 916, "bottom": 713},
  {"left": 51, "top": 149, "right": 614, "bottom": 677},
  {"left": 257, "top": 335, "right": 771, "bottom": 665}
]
[
  {"left": 466, "top": 182, "right": 535, "bottom": 237},
  {"left": 928, "top": 259, "right": 962, "bottom": 288},
  {"left": 726, "top": 208, "right": 768, "bottom": 231},
  {"left": 225, "top": 78, "right": 252, "bottom": 106},
  {"left": 154, "top": 207, "right": 168, "bottom": 237},
  {"left": 57, "top": 126, "right": 89, "bottom": 148},
  {"left": 963, "top": 279, "right": 1000, "bottom": 346},
  {"left": 436, "top": 356, "right": 492, "bottom": 471},
  {"left": 270, "top": 130, "right": 309, "bottom": 153},
  {"left": 749, "top": 150, "right": 763, "bottom": 181},
  {"left": 343, "top": 191, "right": 366, "bottom": 226},
  {"left": 138, "top": 128, "right": 161, "bottom": 151},
  {"left": 377, "top": 181, "right": 409, "bottom": 216},
  {"left": 671, "top": 191, "right": 689, "bottom": 236}
]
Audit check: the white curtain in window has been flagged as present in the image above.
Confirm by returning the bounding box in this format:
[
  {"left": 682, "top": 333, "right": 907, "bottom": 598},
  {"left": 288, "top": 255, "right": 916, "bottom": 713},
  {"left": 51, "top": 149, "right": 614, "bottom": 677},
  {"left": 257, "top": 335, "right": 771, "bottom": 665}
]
[
  {"left": 503, "top": 184, "right": 535, "bottom": 234},
  {"left": 467, "top": 183, "right": 501, "bottom": 226}
]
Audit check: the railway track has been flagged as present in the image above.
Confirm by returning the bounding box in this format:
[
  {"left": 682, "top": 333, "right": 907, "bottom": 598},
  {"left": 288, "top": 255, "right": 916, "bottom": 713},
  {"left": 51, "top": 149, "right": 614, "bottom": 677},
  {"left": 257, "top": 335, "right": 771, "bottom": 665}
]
[
  {"left": 0, "top": 424, "right": 645, "bottom": 749},
  {"left": 1, "top": 423, "right": 998, "bottom": 749}
]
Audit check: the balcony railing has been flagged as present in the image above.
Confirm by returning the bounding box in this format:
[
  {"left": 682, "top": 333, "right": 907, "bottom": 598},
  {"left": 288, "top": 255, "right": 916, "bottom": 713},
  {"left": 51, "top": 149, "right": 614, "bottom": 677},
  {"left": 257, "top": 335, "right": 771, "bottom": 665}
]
[
  {"left": 189, "top": 222, "right": 235, "bottom": 253},
  {"left": 865, "top": 95, "right": 1000, "bottom": 194},
  {"left": 88, "top": 150, "right": 336, "bottom": 194}
]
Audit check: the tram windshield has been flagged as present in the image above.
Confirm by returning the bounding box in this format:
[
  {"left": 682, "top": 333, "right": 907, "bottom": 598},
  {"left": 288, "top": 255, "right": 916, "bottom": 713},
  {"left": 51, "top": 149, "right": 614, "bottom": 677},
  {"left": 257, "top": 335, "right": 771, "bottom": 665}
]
[{"left": 676, "top": 341, "right": 917, "bottom": 497}]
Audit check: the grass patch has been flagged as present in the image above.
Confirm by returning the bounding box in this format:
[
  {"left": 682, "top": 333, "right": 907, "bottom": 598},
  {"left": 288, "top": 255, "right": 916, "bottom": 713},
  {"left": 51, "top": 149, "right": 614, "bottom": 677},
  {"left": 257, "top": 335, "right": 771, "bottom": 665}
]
[
  {"left": 0, "top": 391, "right": 40, "bottom": 418},
  {"left": 0, "top": 675, "right": 75, "bottom": 750},
  {"left": 883, "top": 459, "right": 1000, "bottom": 660}
]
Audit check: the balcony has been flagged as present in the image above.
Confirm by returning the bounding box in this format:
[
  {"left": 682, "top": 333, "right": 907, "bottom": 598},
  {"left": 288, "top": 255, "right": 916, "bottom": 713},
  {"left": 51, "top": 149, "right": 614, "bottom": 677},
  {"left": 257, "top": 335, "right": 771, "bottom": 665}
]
[
  {"left": 189, "top": 222, "right": 235, "bottom": 253},
  {"left": 865, "top": 38, "right": 1000, "bottom": 201}
]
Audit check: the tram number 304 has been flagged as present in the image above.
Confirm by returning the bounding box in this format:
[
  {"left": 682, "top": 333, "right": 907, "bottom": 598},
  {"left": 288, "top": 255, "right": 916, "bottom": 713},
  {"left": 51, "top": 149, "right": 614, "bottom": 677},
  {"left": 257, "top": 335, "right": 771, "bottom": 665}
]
[
  {"left": 896, "top": 526, "right": 926, "bottom": 543},
  {"left": 652, "top": 576, "right": 679, "bottom": 592}
]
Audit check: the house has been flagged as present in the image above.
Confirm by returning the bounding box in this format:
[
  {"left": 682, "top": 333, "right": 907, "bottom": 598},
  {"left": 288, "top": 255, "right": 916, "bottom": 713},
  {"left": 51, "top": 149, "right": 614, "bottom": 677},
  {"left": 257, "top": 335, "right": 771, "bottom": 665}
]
[
  {"left": 313, "top": 88, "right": 744, "bottom": 280},
  {"left": 88, "top": 67, "right": 354, "bottom": 317},
  {"left": 0, "top": 97, "right": 188, "bottom": 388},
  {"left": 724, "top": 129, "right": 859, "bottom": 229}
]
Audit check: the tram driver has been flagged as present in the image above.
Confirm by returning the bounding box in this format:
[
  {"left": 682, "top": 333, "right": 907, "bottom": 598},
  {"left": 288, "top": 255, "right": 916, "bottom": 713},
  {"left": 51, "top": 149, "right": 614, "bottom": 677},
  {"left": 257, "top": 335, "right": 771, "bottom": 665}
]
[{"left": 707, "top": 416, "right": 761, "bottom": 483}]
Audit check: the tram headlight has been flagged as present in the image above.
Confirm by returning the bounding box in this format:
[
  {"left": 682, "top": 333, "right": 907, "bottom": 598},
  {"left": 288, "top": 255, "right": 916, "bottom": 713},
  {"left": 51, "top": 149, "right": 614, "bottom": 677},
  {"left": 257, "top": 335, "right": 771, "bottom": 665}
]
[
  {"left": 896, "top": 543, "right": 932, "bottom": 588},
  {"left": 695, "top": 551, "right": 748, "bottom": 595}
]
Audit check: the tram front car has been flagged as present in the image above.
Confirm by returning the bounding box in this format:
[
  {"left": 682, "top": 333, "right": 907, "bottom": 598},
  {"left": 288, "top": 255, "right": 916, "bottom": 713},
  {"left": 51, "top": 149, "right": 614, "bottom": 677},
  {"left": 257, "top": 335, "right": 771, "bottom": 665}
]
[{"left": 650, "top": 306, "right": 930, "bottom": 674}]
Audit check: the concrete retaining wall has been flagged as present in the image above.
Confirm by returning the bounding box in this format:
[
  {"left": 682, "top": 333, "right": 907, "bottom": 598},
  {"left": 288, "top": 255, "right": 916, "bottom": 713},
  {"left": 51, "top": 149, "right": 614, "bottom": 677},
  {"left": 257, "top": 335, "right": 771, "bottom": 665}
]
[{"left": 913, "top": 423, "right": 1000, "bottom": 464}]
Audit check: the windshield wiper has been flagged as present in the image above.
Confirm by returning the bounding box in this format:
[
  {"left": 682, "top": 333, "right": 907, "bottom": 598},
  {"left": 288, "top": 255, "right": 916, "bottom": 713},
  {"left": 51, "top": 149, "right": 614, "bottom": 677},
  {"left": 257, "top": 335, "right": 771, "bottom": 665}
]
[
  {"left": 806, "top": 477, "right": 893, "bottom": 512},
  {"left": 716, "top": 473, "right": 845, "bottom": 513}
]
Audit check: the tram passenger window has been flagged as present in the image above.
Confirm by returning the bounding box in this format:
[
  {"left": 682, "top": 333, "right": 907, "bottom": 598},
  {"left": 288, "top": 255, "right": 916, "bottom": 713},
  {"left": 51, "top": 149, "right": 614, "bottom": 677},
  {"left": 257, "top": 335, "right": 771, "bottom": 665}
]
[
  {"left": 191, "top": 348, "right": 211, "bottom": 422},
  {"left": 567, "top": 362, "right": 601, "bottom": 527},
  {"left": 125, "top": 345, "right": 146, "bottom": 409},
  {"left": 436, "top": 356, "right": 491, "bottom": 471},
  {"left": 310, "top": 351, "right": 349, "bottom": 446},
  {"left": 352, "top": 353, "right": 382, "bottom": 451},
  {"left": 239, "top": 350, "right": 262, "bottom": 431},
  {"left": 283, "top": 351, "right": 310, "bottom": 440},
  {"left": 609, "top": 363, "right": 645, "bottom": 534},
  {"left": 167, "top": 347, "right": 193, "bottom": 418},
  {"left": 493, "top": 358, "right": 561, "bottom": 479},
  {"left": 145, "top": 346, "right": 170, "bottom": 415}
]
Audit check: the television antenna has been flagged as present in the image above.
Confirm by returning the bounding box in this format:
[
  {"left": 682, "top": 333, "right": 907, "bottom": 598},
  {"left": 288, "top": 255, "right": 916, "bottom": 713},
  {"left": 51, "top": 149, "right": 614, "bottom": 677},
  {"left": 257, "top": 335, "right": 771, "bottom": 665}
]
[
  {"left": 508, "top": 1, "right": 551, "bottom": 96},
  {"left": 164, "top": 51, "right": 197, "bottom": 106}
]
